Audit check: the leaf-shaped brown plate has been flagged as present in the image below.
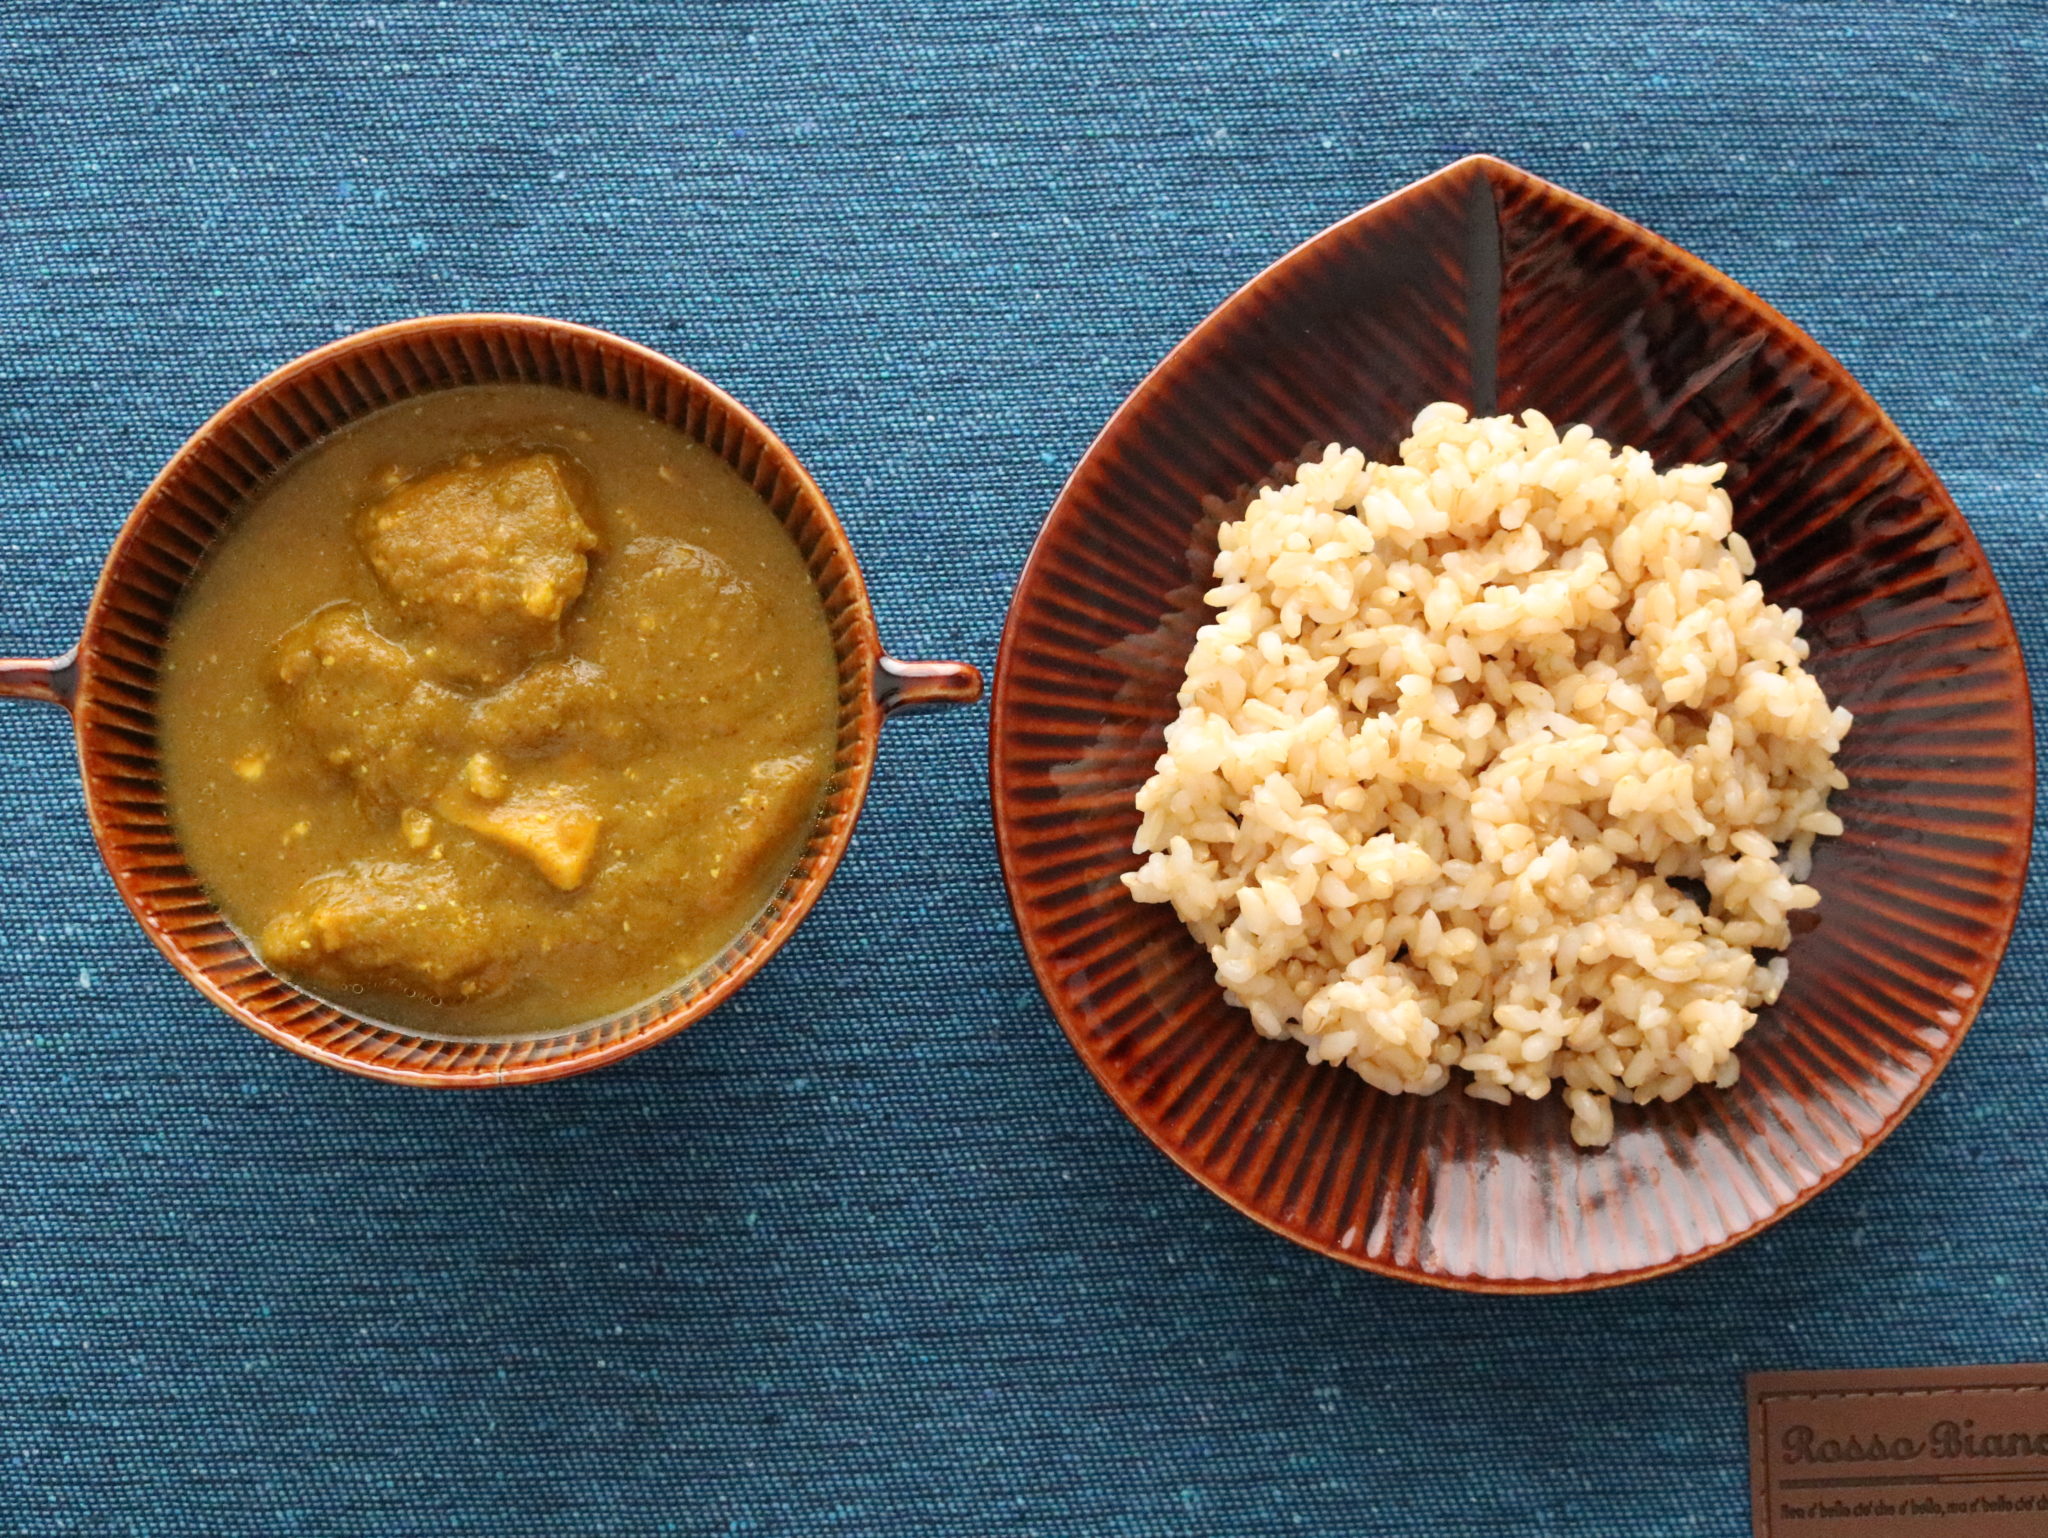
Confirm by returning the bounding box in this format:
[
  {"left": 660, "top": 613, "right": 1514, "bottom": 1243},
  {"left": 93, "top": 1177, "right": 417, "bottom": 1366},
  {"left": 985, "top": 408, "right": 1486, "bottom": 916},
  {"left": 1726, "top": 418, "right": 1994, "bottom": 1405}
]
[{"left": 989, "top": 156, "right": 2034, "bottom": 1291}]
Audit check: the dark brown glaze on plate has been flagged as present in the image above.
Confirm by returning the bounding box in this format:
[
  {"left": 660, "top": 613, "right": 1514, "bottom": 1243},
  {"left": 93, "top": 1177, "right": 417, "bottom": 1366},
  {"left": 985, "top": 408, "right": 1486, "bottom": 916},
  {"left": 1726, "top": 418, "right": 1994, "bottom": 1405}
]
[
  {"left": 989, "top": 156, "right": 2033, "bottom": 1291},
  {"left": 0, "top": 315, "right": 981, "bottom": 1086}
]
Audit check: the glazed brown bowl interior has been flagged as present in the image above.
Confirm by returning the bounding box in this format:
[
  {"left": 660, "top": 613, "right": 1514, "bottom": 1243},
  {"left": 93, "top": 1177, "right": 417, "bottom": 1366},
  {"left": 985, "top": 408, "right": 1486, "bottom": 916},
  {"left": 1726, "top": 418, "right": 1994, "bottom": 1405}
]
[
  {"left": 990, "top": 157, "right": 2034, "bottom": 1291},
  {"left": 10, "top": 314, "right": 978, "bottom": 1086}
]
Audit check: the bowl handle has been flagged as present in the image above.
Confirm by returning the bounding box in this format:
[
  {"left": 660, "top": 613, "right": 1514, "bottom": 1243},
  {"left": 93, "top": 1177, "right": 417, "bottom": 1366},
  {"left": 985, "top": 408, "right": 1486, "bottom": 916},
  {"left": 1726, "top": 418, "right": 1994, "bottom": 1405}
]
[
  {"left": 875, "top": 655, "right": 983, "bottom": 717},
  {"left": 0, "top": 648, "right": 77, "bottom": 710}
]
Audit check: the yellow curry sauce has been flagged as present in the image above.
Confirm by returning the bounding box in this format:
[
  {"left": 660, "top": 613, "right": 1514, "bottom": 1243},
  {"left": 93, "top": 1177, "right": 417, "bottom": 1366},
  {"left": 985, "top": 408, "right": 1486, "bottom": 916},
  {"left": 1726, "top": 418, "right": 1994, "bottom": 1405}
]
[{"left": 157, "top": 385, "right": 839, "bottom": 1036}]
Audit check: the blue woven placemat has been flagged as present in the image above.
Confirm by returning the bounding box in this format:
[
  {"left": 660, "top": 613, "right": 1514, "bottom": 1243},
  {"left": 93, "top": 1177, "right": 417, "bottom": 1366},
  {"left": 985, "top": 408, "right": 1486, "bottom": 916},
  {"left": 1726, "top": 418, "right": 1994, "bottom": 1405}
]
[{"left": 2, "top": 5, "right": 2043, "bottom": 1534}]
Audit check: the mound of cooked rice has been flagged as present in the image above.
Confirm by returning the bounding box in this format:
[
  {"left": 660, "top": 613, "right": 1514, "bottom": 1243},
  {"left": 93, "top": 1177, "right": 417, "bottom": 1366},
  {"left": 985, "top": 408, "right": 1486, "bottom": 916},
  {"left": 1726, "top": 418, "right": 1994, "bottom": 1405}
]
[{"left": 1124, "top": 404, "right": 1851, "bottom": 1147}]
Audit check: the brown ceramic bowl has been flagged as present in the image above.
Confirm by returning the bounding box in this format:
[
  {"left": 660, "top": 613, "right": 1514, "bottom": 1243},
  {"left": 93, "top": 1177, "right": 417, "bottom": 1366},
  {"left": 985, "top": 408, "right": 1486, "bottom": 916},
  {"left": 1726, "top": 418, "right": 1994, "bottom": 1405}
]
[
  {"left": 990, "top": 156, "right": 2034, "bottom": 1291},
  {"left": 0, "top": 314, "right": 980, "bottom": 1086}
]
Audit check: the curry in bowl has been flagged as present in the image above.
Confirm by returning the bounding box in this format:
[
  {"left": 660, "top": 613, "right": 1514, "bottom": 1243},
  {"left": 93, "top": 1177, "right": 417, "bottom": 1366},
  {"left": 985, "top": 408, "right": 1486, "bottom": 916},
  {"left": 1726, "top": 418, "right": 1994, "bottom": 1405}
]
[{"left": 157, "top": 383, "right": 839, "bottom": 1037}]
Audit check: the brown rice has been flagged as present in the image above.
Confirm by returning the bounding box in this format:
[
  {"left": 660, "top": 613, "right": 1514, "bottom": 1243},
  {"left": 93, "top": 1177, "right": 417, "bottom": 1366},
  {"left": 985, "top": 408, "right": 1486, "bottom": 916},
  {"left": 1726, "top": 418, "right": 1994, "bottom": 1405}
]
[{"left": 1124, "top": 404, "right": 1851, "bottom": 1147}]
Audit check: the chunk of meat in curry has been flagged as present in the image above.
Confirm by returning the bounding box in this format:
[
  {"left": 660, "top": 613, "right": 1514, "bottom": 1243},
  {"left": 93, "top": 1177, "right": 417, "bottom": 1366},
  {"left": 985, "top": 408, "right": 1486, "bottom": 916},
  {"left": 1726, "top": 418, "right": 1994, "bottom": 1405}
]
[
  {"left": 356, "top": 451, "right": 597, "bottom": 687},
  {"left": 262, "top": 858, "right": 513, "bottom": 1005}
]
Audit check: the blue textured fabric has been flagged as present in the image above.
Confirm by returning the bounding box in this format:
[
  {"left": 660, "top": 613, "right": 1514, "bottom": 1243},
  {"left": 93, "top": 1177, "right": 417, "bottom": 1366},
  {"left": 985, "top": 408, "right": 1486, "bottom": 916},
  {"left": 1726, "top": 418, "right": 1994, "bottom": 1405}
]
[{"left": 1, "top": 4, "right": 2043, "bottom": 1534}]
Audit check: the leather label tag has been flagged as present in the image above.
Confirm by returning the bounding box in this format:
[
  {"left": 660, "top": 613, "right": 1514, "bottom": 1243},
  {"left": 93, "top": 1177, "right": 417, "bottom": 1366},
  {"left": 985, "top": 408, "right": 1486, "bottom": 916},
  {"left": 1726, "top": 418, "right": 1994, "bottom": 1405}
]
[{"left": 1750, "top": 1365, "right": 2048, "bottom": 1536}]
